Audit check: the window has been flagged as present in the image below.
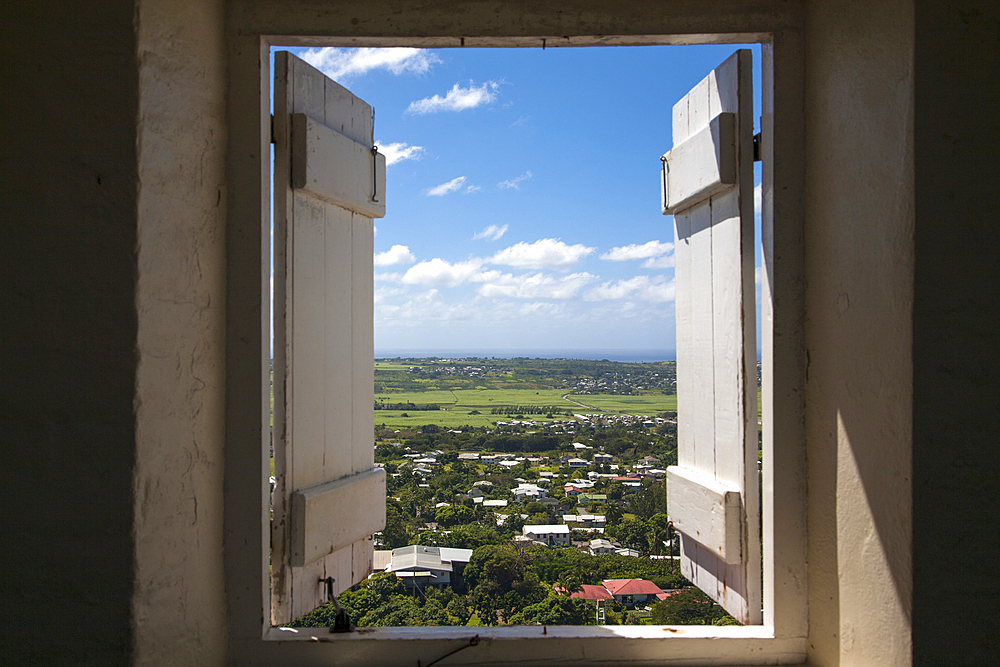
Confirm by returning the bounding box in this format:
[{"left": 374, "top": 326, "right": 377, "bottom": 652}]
[{"left": 225, "top": 19, "right": 806, "bottom": 667}]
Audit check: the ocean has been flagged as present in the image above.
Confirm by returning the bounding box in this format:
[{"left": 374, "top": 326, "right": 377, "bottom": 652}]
[{"left": 374, "top": 349, "right": 677, "bottom": 363}]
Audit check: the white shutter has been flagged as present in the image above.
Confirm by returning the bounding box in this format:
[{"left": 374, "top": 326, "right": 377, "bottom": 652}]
[
  {"left": 663, "top": 50, "right": 761, "bottom": 625},
  {"left": 271, "top": 51, "right": 386, "bottom": 625}
]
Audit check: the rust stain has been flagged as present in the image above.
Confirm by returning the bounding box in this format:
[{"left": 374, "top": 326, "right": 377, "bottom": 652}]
[{"left": 663, "top": 627, "right": 684, "bottom": 634}]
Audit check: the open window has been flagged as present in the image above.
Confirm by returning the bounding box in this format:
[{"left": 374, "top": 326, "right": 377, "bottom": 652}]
[{"left": 225, "top": 20, "right": 806, "bottom": 666}]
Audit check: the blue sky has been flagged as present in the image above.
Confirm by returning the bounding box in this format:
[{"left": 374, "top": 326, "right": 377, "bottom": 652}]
[{"left": 277, "top": 45, "right": 762, "bottom": 359}]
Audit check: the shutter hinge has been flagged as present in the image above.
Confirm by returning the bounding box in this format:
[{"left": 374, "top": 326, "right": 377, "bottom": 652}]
[
  {"left": 270, "top": 114, "right": 275, "bottom": 145},
  {"left": 753, "top": 132, "right": 761, "bottom": 162}
]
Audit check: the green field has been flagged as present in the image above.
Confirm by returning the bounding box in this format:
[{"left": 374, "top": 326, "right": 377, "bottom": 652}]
[
  {"left": 374, "top": 362, "right": 414, "bottom": 371},
  {"left": 450, "top": 388, "right": 572, "bottom": 408},
  {"left": 375, "top": 409, "right": 503, "bottom": 430},
  {"left": 568, "top": 393, "right": 678, "bottom": 415},
  {"left": 375, "top": 390, "right": 460, "bottom": 407},
  {"left": 373, "top": 386, "right": 681, "bottom": 430}
]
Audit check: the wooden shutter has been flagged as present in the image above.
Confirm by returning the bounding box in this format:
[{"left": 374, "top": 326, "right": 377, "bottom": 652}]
[
  {"left": 271, "top": 51, "right": 387, "bottom": 625},
  {"left": 662, "top": 50, "right": 761, "bottom": 625}
]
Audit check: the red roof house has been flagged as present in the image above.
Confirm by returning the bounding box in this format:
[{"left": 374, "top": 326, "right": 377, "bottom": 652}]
[{"left": 602, "top": 579, "right": 665, "bottom": 606}]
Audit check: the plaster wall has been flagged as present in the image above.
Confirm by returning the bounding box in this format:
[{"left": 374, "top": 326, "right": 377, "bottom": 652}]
[
  {"left": 912, "top": 1, "right": 1000, "bottom": 663},
  {"left": 802, "top": 0, "right": 914, "bottom": 665},
  {"left": 3, "top": 1, "right": 140, "bottom": 664},
  {"left": 134, "top": 0, "right": 229, "bottom": 664}
]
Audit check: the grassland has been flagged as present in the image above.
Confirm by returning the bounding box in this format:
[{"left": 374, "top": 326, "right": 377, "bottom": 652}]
[
  {"left": 373, "top": 388, "right": 680, "bottom": 429},
  {"left": 571, "top": 393, "right": 678, "bottom": 415}
]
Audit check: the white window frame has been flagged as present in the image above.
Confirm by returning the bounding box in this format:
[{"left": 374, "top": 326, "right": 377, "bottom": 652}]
[{"left": 224, "top": 13, "right": 805, "bottom": 667}]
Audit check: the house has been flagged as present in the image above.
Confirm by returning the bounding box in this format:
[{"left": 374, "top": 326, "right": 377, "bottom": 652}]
[
  {"left": 379, "top": 545, "right": 473, "bottom": 592},
  {"left": 567, "top": 458, "right": 589, "bottom": 468},
  {"left": 521, "top": 524, "right": 571, "bottom": 547},
  {"left": 589, "top": 539, "right": 617, "bottom": 555},
  {"left": 564, "top": 583, "right": 613, "bottom": 602},
  {"left": 9, "top": 1, "right": 995, "bottom": 666},
  {"left": 602, "top": 579, "right": 668, "bottom": 607},
  {"left": 512, "top": 483, "right": 547, "bottom": 502},
  {"left": 593, "top": 453, "right": 613, "bottom": 464}
]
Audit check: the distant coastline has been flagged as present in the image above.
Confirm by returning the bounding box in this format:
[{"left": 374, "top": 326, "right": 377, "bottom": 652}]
[{"left": 374, "top": 349, "right": 677, "bottom": 363}]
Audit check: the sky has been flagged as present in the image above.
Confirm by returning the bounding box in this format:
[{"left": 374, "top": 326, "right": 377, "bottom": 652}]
[{"left": 276, "top": 45, "right": 762, "bottom": 360}]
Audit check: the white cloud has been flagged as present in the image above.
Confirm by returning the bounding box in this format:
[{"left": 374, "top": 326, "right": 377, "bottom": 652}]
[
  {"left": 375, "top": 142, "right": 425, "bottom": 166},
  {"left": 489, "top": 238, "right": 595, "bottom": 271},
  {"left": 601, "top": 240, "right": 674, "bottom": 261},
  {"left": 374, "top": 271, "right": 403, "bottom": 283},
  {"left": 755, "top": 182, "right": 762, "bottom": 216},
  {"left": 374, "top": 284, "right": 408, "bottom": 304},
  {"left": 498, "top": 171, "right": 533, "bottom": 190},
  {"left": 401, "top": 258, "right": 484, "bottom": 287},
  {"left": 473, "top": 271, "right": 596, "bottom": 300},
  {"left": 406, "top": 81, "right": 499, "bottom": 114},
  {"left": 373, "top": 245, "right": 416, "bottom": 267},
  {"left": 473, "top": 224, "right": 509, "bottom": 241},
  {"left": 465, "top": 185, "right": 484, "bottom": 193},
  {"left": 300, "top": 47, "right": 440, "bottom": 81},
  {"left": 426, "top": 176, "right": 467, "bottom": 196},
  {"left": 585, "top": 275, "right": 675, "bottom": 303}
]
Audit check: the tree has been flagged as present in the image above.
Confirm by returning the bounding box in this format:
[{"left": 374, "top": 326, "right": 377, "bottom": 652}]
[
  {"left": 650, "top": 587, "right": 735, "bottom": 625},
  {"left": 435, "top": 504, "right": 476, "bottom": 527},
  {"left": 508, "top": 594, "right": 592, "bottom": 625},
  {"left": 607, "top": 517, "right": 649, "bottom": 553},
  {"left": 380, "top": 505, "right": 413, "bottom": 549},
  {"left": 463, "top": 544, "right": 546, "bottom": 624}
]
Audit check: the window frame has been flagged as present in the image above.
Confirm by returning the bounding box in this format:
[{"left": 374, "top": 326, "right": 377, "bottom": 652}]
[{"left": 224, "top": 17, "right": 805, "bottom": 667}]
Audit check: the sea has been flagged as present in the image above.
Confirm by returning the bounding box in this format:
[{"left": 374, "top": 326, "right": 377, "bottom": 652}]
[{"left": 374, "top": 349, "right": 677, "bottom": 363}]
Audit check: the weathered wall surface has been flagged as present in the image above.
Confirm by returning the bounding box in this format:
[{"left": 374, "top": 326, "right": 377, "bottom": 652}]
[
  {"left": 912, "top": 1, "right": 1000, "bottom": 664},
  {"left": 134, "top": 0, "right": 229, "bottom": 664},
  {"left": 2, "top": 1, "right": 139, "bottom": 664},
  {"left": 803, "top": 1, "right": 915, "bottom": 665}
]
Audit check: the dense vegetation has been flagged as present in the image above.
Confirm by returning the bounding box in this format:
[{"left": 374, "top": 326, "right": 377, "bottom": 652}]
[{"left": 285, "top": 357, "right": 747, "bottom": 629}]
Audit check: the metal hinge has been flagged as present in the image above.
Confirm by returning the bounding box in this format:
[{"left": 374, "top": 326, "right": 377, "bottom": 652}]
[{"left": 270, "top": 114, "right": 275, "bottom": 145}]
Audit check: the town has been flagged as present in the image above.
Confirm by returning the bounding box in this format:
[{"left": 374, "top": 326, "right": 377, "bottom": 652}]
[{"left": 290, "top": 357, "right": 741, "bottom": 629}]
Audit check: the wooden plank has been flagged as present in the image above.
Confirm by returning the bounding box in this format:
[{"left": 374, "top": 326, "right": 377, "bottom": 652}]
[
  {"left": 291, "top": 113, "right": 386, "bottom": 218},
  {"left": 710, "top": 187, "right": 743, "bottom": 492},
  {"left": 352, "top": 213, "right": 375, "bottom": 475},
  {"left": 667, "top": 466, "right": 742, "bottom": 563},
  {"left": 662, "top": 112, "right": 737, "bottom": 214},
  {"left": 324, "top": 76, "right": 371, "bottom": 146},
  {"left": 290, "top": 468, "right": 387, "bottom": 566},
  {"left": 687, "top": 199, "right": 715, "bottom": 475},
  {"left": 673, "top": 210, "right": 693, "bottom": 471},
  {"left": 290, "top": 194, "right": 327, "bottom": 490}
]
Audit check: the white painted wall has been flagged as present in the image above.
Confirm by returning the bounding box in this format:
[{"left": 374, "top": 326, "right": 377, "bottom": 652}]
[{"left": 134, "top": 0, "right": 229, "bottom": 664}]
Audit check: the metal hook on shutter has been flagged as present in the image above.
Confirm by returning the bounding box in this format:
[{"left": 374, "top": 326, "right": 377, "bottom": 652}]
[
  {"left": 371, "top": 145, "right": 380, "bottom": 203},
  {"left": 660, "top": 155, "right": 669, "bottom": 212},
  {"left": 321, "top": 577, "right": 354, "bottom": 633},
  {"left": 371, "top": 107, "right": 380, "bottom": 203}
]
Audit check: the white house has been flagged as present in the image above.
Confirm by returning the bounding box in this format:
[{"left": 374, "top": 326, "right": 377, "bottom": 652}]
[
  {"left": 379, "top": 545, "right": 474, "bottom": 592},
  {"left": 521, "top": 524, "right": 571, "bottom": 547},
  {"left": 513, "top": 483, "right": 547, "bottom": 502},
  {"left": 589, "top": 538, "right": 616, "bottom": 555}
]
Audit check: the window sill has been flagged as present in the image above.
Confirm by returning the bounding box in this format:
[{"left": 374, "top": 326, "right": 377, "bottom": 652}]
[{"left": 259, "top": 624, "right": 806, "bottom": 665}]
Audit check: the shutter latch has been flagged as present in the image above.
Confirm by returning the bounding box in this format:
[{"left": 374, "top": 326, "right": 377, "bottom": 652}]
[{"left": 321, "top": 577, "right": 354, "bottom": 633}]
